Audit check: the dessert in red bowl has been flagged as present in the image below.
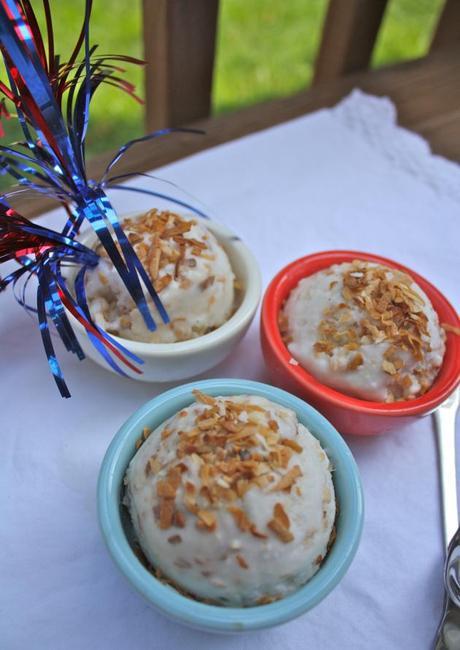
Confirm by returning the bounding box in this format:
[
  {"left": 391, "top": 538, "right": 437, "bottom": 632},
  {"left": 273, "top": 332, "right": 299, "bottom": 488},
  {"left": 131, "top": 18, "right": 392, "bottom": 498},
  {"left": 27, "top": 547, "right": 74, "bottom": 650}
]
[{"left": 261, "top": 251, "right": 460, "bottom": 435}]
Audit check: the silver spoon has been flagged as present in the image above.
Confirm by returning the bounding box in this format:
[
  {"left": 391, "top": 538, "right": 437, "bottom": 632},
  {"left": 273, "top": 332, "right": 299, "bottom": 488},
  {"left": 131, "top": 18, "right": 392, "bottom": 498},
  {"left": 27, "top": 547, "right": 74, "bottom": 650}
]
[
  {"left": 436, "top": 389, "right": 460, "bottom": 548},
  {"left": 435, "top": 388, "right": 460, "bottom": 650},
  {"left": 446, "top": 527, "right": 460, "bottom": 609},
  {"left": 435, "top": 526, "right": 460, "bottom": 650}
]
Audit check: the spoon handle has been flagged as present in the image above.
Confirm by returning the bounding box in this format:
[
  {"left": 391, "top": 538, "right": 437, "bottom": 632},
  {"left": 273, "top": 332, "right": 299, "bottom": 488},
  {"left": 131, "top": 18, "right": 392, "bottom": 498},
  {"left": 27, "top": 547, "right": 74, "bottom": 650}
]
[{"left": 434, "top": 389, "right": 460, "bottom": 549}]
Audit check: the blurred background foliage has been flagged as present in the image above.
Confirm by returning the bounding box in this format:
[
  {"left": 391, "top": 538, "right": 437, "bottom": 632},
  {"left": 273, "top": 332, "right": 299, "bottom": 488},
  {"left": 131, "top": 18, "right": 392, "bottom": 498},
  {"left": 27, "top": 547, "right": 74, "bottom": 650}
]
[{"left": 0, "top": 0, "right": 444, "bottom": 164}]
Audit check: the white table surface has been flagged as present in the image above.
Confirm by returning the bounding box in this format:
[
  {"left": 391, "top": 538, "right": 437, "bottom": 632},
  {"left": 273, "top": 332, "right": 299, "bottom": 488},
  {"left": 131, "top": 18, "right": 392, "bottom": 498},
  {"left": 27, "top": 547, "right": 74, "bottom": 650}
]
[{"left": 1, "top": 91, "right": 459, "bottom": 650}]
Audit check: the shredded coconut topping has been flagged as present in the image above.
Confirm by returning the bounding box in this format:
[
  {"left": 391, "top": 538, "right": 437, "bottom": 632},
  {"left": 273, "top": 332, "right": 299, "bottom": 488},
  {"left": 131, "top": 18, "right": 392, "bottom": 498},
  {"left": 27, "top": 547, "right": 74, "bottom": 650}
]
[{"left": 282, "top": 261, "right": 446, "bottom": 402}]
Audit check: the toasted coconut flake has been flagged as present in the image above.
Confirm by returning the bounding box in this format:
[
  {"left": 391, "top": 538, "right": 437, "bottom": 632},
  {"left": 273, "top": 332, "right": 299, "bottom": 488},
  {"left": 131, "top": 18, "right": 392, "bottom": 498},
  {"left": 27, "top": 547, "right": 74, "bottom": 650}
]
[
  {"left": 175, "top": 462, "right": 188, "bottom": 474},
  {"left": 236, "top": 554, "right": 249, "bottom": 569},
  {"left": 128, "top": 232, "right": 142, "bottom": 245},
  {"left": 184, "top": 494, "right": 198, "bottom": 514},
  {"left": 272, "top": 465, "right": 303, "bottom": 492},
  {"left": 197, "top": 417, "right": 218, "bottom": 430},
  {"left": 199, "top": 464, "right": 212, "bottom": 486},
  {"left": 161, "top": 428, "right": 172, "bottom": 440},
  {"left": 148, "top": 239, "right": 161, "bottom": 281},
  {"left": 278, "top": 446, "right": 293, "bottom": 468},
  {"left": 199, "top": 485, "right": 213, "bottom": 503},
  {"left": 313, "top": 340, "right": 333, "bottom": 356},
  {"left": 280, "top": 438, "right": 303, "bottom": 453},
  {"left": 167, "top": 466, "right": 182, "bottom": 490},
  {"left": 193, "top": 390, "right": 216, "bottom": 406},
  {"left": 154, "top": 274, "right": 173, "bottom": 293},
  {"left": 145, "top": 456, "right": 161, "bottom": 477},
  {"left": 267, "top": 517, "right": 294, "bottom": 543},
  {"left": 196, "top": 510, "right": 217, "bottom": 531},
  {"left": 158, "top": 498, "right": 175, "bottom": 529},
  {"left": 382, "top": 359, "right": 397, "bottom": 375},
  {"left": 187, "top": 238, "right": 207, "bottom": 250},
  {"left": 257, "top": 594, "right": 282, "bottom": 605},
  {"left": 254, "top": 474, "right": 272, "bottom": 489},
  {"left": 274, "top": 502, "right": 290, "bottom": 529},
  {"left": 236, "top": 479, "right": 251, "bottom": 498},
  {"left": 200, "top": 275, "right": 215, "bottom": 291},
  {"left": 226, "top": 488, "right": 239, "bottom": 502},
  {"left": 400, "top": 374, "right": 413, "bottom": 391},
  {"left": 120, "top": 315, "right": 131, "bottom": 329},
  {"left": 239, "top": 402, "right": 266, "bottom": 413},
  {"left": 157, "top": 480, "right": 177, "bottom": 499},
  {"left": 327, "top": 526, "right": 337, "bottom": 552},
  {"left": 250, "top": 524, "right": 268, "bottom": 539},
  {"left": 174, "top": 511, "right": 186, "bottom": 528},
  {"left": 228, "top": 506, "right": 252, "bottom": 532},
  {"left": 222, "top": 419, "right": 244, "bottom": 433},
  {"left": 185, "top": 481, "right": 196, "bottom": 495},
  {"left": 347, "top": 352, "right": 364, "bottom": 371}
]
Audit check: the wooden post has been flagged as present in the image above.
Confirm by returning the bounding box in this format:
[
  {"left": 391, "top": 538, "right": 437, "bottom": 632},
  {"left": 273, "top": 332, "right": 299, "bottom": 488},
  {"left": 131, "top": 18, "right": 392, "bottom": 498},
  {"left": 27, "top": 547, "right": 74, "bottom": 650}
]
[
  {"left": 430, "top": 0, "right": 460, "bottom": 53},
  {"left": 313, "top": 0, "right": 388, "bottom": 85},
  {"left": 142, "top": 0, "right": 219, "bottom": 131}
]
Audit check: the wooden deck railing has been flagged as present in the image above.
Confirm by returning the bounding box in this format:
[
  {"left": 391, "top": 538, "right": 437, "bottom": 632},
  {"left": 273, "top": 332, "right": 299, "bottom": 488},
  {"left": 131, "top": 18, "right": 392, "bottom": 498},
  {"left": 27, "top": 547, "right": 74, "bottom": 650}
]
[
  {"left": 21, "top": 0, "right": 460, "bottom": 217},
  {"left": 141, "top": 0, "right": 457, "bottom": 130}
]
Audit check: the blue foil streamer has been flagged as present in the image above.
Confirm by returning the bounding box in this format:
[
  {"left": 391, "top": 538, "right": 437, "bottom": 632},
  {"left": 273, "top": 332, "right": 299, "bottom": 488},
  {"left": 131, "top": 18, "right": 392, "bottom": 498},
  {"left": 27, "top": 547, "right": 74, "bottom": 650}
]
[{"left": 0, "top": 0, "right": 208, "bottom": 396}]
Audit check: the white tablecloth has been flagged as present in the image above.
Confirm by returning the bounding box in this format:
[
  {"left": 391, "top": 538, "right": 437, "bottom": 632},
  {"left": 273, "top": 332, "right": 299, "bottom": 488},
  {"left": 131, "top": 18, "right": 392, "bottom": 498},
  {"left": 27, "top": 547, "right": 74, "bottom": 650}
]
[{"left": 1, "top": 91, "right": 459, "bottom": 650}]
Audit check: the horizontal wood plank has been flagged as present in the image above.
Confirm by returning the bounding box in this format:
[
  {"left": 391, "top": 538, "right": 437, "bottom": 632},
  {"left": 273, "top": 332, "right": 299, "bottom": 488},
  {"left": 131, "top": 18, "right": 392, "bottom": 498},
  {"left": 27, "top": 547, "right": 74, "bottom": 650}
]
[{"left": 15, "top": 50, "right": 460, "bottom": 218}]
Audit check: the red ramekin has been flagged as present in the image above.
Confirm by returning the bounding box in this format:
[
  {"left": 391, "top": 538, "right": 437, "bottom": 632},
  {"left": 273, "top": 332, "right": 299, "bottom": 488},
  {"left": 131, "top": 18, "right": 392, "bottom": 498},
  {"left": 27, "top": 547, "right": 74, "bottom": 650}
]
[{"left": 261, "top": 251, "right": 460, "bottom": 436}]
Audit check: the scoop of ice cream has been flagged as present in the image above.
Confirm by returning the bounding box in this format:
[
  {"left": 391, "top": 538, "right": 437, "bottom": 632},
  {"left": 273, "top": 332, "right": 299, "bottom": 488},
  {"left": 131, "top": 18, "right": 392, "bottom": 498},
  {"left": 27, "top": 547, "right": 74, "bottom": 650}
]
[
  {"left": 124, "top": 392, "right": 336, "bottom": 606},
  {"left": 85, "top": 210, "right": 235, "bottom": 343},
  {"left": 282, "top": 260, "right": 446, "bottom": 402}
]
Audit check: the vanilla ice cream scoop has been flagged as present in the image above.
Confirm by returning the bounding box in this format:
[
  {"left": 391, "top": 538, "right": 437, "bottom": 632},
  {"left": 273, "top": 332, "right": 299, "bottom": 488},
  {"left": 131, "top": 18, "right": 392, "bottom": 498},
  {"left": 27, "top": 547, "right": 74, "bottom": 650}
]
[
  {"left": 85, "top": 210, "right": 235, "bottom": 343},
  {"left": 124, "top": 391, "right": 336, "bottom": 606},
  {"left": 282, "top": 260, "right": 446, "bottom": 402}
]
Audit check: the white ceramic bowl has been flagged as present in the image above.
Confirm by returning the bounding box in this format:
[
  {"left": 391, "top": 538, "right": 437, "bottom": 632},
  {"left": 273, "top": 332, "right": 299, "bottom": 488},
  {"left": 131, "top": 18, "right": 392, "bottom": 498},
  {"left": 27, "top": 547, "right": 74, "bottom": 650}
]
[{"left": 66, "top": 213, "right": 261, "bottom": 382}]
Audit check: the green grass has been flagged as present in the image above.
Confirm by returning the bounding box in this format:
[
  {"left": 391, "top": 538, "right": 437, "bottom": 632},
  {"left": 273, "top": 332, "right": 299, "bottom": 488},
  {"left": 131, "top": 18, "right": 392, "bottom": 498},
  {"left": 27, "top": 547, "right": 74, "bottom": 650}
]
[
  {"left": 0, "top": 0, "right": 445, "bottom": 166},
  {"left": 373, "top": 0, "right": 444, "bottom": 66},
  {"left": 214, "top": 0, "right": 328, "bottom": 113},
  {"left": 215, "top": 0, "right": 443, "bottom": 113}
]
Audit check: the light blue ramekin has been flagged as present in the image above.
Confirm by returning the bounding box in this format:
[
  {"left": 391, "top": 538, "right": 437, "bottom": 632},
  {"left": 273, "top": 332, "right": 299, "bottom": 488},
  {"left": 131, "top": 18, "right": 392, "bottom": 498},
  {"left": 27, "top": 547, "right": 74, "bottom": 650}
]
[{"left": 97, "top": 379, "right": 364, "bottom": 633}]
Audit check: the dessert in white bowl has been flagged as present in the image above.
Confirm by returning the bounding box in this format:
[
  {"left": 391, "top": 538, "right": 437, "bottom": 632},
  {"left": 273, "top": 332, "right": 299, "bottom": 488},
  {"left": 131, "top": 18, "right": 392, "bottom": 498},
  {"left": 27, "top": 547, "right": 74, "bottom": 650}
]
[
  {"left": 85, "top": 209, "right": 235, "bottom": 343},
  {"left": 124, "top": 391, "right": 336, "bottom": 606},
  {"left": 65, "top": 210, "right": 261, "bottom": 383},
  {"left": 281, "top": 260, "right": 446, "bottom": 402}
]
